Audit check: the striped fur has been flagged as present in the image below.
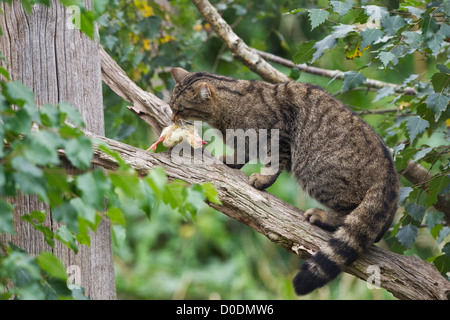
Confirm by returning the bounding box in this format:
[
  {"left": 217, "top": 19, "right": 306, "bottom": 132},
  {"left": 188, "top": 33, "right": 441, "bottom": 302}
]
[{"left": 169, "top": 68, "right": 399, "bottom": 295}]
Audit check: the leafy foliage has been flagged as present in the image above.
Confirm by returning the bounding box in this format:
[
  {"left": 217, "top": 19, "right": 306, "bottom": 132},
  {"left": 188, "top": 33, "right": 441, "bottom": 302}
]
[{"left": 0, "top": 79, "right": 221, "bottom": 298}]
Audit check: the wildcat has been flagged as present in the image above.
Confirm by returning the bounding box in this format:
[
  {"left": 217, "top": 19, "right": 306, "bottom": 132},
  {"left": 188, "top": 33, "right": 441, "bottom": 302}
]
[{"left": 168, "top": 67, "right": 399, "bottom": 295}]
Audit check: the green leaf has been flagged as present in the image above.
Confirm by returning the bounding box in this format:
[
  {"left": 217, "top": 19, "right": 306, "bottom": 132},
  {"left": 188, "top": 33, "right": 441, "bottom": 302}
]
[
  {"left": 70, "top": 197, "right": 97, "bottom": 227},
  {"left": 437, "top": 227, "right": 450, "bottom": 246},
  {"left": 412, "top": 146, "right": 433, "bottom": 162},
  {"left": 421, "top": 12, "right": 440, "bottom": 40},
  {"left": 65, "top": 136, "right": 93, "bottom": 170},
  {"left": 106, "top": 207, "right": 126, "bottom": 226},
  {"left": 93, "top": 0, "right": 108, "bottom": 15},
  {"left": 431, "top": 73, "right": 450, "bottom": 93},
  {"left": 331, "top": 24, "right": 354, "bottom": 38},
  {"left": 405, "top": 203, "right": 425, "bottom": 222},
  {"left": 76, "top": 169, "right": 110, "bottom": 210},
  {"left": 425, "top": 93, "right": 449, "bottom": 121},
  {"left": 312, "top": 35, "right": 337, "bottom": 62},
  {"left": 406, "top": 116, "right": 429, "bottom": 143},
  {"left": 44, "top": 170, "right": 71, "bottom": 208},
  {"left": 112, "top": 224, "right": 126, "bottom": 248},
  {"left": 329, "top": 1, "right": 352, "bottom": 17},
  {"left": 146, "top": 167, "right": 168, "bottom": 193},
  {"left": 289, "top": 68, "right": 300, "bottom": 80},
  {"left": 24, "top": 130, "right": 62, "bottom": 166},
  {"left": 3, "top": 81, "right": 35, "bottom": 109},
  {"left": 52, "top": 202, "right": 79, "bottom": 233},
  {"left": 293, "top": 40, "right": 316, "bottom": 64},
  {"left": 428, "top": 176, "right": 450, "bottom": 207},
  {"left": 426, "top": 34, "right": 445, "bottom": 57},
  {"left": 80, "top": 10, "right": 96, "bottom": 39},
  {"left": 39, "top": 103, "right": 61, "bottom": 127},
  {"left": 432, "top": 254, "right": 450, "bottom": 276},
  {"left": 11, "top": 157, "right": 48, "bottom": 202},
  {"left": 396, "top": 224, "right": 418, "bottom": 248},
  {"left": 425, "top": 211, "right": 445, "bottom": 230},
  {"left": 184, "top": 186, "right": 207, "bottom": 219},
  {"left": 136, "top": 16, "right": 162, "bottom": 39},
  {"left": 201, "top": 182, "right": 222, "bottom": 205},
  {"left": 0, "top": 199, "right": 15, "bottom": 234},
  {"left": 109, "top": 169, "right": 141, "bottom": 198},
  {"left": 443, "top": 242, "right": 450, "bottom": 257},
  {"left": 360, "top": 28, "right": 383, "bottom": 48},
  {"left": 342, "top": 71, "right": 366, "bottom": 92},
  {"left": 363, "top": 5, "right": 389, "bottom": 23},
  {"left": 381, "top": 15, "right": 406, "bottom": 36},
  {"left": 398, "top": 187, "right": 413, "bottom": 206},
  {"left": 21, "top": 211, "right": 55, "bottom": 248},
  {"left": 56, "top": 225, "right": 78, "bottom": 253},
  {"left": 0, "top": 66, "right": 10, "bottom": 81},
  {"left": 308, "top": 9, "right": 330, "bottom": 30},
  {"left": 402, "top": 31, "right": 421, "bottom": 49},
  {"left": 378, "top": 51, "right": 395, "bottom": 68},
  {"left": 58, "top": 102, "right": 85, "bottom": 127},
  {"left": 36, "top": 252, "right": 67, "bottom": 281},
  {"left": 163, "top": 180, "right": 188, "bottom": 210},
  {"left": 372, "top": 86, "right": 395, "bottom": 102}
]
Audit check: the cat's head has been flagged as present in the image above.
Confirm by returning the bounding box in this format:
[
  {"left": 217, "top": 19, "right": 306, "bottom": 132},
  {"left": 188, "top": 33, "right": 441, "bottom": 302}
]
[{"left": 169, "top": 68, "right": 217, "bottom": 123}]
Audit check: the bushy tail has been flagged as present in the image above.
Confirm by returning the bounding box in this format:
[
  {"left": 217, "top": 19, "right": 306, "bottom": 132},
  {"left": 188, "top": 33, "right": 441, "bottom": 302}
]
[{"left": 293, "top": 178, "right": 398, "bottom": 295}]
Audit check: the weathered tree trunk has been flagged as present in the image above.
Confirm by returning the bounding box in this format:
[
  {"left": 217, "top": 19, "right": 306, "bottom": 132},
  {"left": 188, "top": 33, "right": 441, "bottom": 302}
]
[{"left": 0, "top": 0, "right": 116, "bottom": 299}]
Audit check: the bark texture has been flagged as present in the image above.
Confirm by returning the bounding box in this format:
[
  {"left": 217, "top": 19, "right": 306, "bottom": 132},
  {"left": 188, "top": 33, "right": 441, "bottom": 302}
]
[{"left": 0, "top": 0, "right": 116, "bottom": 299}]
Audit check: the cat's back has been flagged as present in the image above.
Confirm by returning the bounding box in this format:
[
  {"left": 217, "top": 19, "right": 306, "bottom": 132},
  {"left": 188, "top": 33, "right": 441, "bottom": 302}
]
[{"left": 286, "top": 82, "right": 397, "bottom": 209}]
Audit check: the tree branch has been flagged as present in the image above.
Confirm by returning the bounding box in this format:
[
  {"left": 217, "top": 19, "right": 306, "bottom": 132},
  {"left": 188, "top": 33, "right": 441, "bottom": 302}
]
[
  {"left": 191, "top": 0, "right": 290, "bottom": 84},
  {"left": 255, "top": 50, "right": 418, "bottom": 96},
  {"left": 99, "top": 46, "right": 171, "bottom": 135}
]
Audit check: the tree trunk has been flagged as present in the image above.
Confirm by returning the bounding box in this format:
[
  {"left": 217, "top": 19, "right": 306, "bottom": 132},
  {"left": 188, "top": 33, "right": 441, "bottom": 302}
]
[{"left": 0, "top": 0, "right": 116, "bottom": 299}]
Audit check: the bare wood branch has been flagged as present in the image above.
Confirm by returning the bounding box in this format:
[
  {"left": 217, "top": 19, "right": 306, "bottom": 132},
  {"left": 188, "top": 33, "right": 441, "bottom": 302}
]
[
  {"left": 99, "top": 46, "right": 171, "bottom": 134},
  {"left": 255, "top": 50, "right": 418, "bottom": 95},
  {"left": 191, "top": 0, "right": 290, "bottom": 83}
]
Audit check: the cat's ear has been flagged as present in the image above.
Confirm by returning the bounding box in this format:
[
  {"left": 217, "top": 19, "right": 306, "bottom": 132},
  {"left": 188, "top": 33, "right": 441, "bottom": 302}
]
[
  {"left": 197, "top": 82, "right": 212, "bottom": 101},
  {"left": 171, "top": 67, "right": 190, "bottom": 83}
]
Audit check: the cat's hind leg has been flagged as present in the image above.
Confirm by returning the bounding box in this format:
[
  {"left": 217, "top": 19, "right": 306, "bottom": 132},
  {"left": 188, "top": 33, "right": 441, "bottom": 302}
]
[{"left": 304, "top": 208, "right": 345, "bottom": 232}]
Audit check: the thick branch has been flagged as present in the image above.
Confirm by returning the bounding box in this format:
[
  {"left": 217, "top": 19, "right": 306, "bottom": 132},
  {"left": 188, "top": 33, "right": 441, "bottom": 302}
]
[
  {"left": 99, "top": 46, "right": 171, "bottom": 134},
  {"left": 191, "top": 0, "right": 289, "bottom": 84}
]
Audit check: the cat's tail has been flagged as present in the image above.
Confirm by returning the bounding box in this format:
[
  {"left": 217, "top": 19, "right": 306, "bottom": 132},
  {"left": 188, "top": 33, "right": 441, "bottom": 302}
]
[{"left": 292, "top": 176, "right": 398, "bottom": 295}]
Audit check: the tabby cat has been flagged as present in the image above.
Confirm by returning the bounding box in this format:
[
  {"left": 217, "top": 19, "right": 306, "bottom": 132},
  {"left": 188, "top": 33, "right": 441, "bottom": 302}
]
[{"left": 169, "top": 67, "right": 399, "bottom": 295}]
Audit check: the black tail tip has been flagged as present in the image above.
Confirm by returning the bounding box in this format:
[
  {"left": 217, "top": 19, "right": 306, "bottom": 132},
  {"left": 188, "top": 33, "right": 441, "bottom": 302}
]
[{"left": 292, "top": 265, "right": 328, "bottom": 296}]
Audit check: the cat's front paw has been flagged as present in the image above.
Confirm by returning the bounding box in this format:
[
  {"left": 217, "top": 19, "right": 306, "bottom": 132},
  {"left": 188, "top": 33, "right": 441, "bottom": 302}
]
[{"left": 249, "top": 173, "right": 273, "bottom": 190}]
